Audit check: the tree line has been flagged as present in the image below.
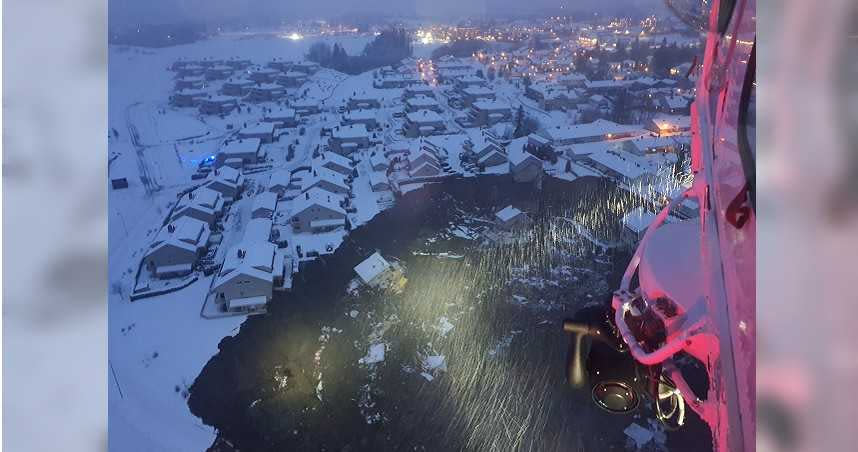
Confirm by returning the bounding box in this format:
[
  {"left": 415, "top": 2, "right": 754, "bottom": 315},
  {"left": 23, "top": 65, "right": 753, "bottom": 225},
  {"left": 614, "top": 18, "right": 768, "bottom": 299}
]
[{"left": 306, "top": 29, "right": 413, "bottom": 75}]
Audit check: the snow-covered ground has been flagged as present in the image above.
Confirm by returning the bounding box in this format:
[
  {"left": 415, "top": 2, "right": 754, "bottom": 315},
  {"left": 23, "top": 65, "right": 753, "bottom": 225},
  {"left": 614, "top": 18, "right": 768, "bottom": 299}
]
[{"left": 108, "top": 33, "right": 389, "bottom": 451}]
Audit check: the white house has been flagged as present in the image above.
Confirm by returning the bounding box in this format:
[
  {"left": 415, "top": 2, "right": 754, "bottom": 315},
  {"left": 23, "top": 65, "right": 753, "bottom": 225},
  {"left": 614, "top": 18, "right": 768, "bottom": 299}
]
[
  {"left": 538, "top": 119, "right": 644, "bottom": 146},
  {"left": 347, "top": 92, "right": 382, "bottom": 110},
  {"left": 172, "top": 89, "right": 205, "bottom": 107},
  {"left": 143, "top": 216, "right": 211, "bottom": 278},
  {"left": 403, "top": 110, "right": 446, "bottom": 138},
  {"left": 267, "top": 170, "right": 292, "bottom": 199},
  {"left": 198, "top": 95, "right": 238, "bottom": 115},
  {"left": 301, "top": 165, "right": 350, "bottom": 195},
  {"left": 221, "top": 78, "right": 255, "bottom": 96},
  {"left": 368, "top": 171, "right": 391, "bottom": 192},
  {"left": 263, "top": 108, "right": 298, "bottom": 129},
  {"left": 246, "top": 83, "right": 286, "bottom": 103},
  {"left": 508, "top": 149, "right": 544, "bottom": 183},
  {"left": 342, "top": 109, "right": 379, "bottom": 129},
  {"left": 238, "top": 122, "right": 276, "bottom": 144},
  {"left": 369, "top": 150, "right": 389, "bottom": 171},
  {"left": 329, "top": 124, "right": 371, "bottom": 155},
  {"left": 405, "top": 96, "right": 442, "bottom": 113},
  {"left": 461, "top": 86, "right": 496, "bottom": 106},
  {"left": 252, "top": 191, "right": 278, "bottom": 219},
  {"left": 212, "top": 241, "right": 283, "bottom": 313},
  {"left": 353, "top": 252, "right": 398, "bottom": 288},
  {"left": 403, "top": 84, "right": 434, "bottom": 99},
  {"left": 495, "top": 206, "right": 532, "bottom": 231},
  {"left": 317, "top": 151, "right": 354, "bottom": 176},
  {"left": 477, "top": 147, "right": 508, "bottom": 168},
  {"left": 171, "top": 187, "right": 225, "bottom": 226},
  {"left": 216, "top": 139, "right": 261, "bottom": 169},
  {"left": 468, "top": 100, "right": 512, "bottom": 127},
  {"left": 204, "top": 166, "right": 244, "bottom": 202},
  {"left": 621, "top": 207, "right": 658, "bottom": 244},
  {"left": 290, "top": 189, "right": 347, "bottom": 233}
]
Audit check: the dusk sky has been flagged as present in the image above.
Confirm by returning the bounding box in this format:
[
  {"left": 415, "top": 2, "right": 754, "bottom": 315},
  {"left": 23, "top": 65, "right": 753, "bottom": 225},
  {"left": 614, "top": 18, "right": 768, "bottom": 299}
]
[{"left": 109, "top": 0, "right": 664, "bottom": 27}]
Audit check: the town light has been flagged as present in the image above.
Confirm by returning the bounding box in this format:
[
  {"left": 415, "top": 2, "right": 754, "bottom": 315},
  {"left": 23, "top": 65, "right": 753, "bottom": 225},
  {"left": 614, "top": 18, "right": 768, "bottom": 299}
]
[{"left": 288, "top": 32, "right": 303, "bottom": 40}]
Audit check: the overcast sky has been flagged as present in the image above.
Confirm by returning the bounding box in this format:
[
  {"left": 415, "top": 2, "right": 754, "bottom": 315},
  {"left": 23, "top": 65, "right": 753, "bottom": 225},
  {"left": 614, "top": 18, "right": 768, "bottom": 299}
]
[{"left": 110, "top": 0, "right": 664, "bottom": 27}]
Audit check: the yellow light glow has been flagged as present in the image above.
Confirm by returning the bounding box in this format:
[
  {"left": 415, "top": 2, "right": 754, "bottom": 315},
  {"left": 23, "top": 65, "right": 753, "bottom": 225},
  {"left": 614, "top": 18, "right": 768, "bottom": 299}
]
[{"left": 287, "top": 32, "right": 303, "bottom": 41}]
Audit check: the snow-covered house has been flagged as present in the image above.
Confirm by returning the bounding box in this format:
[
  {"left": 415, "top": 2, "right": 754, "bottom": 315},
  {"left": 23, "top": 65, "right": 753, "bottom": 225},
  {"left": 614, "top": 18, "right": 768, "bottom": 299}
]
[
  {"left": 408, "top": 149, "right": 441, "bottom": 171},
  {"left": 646, "top": 114, "right": 692, "bottom": 136},
  {"left": 342, "top": 109, "right": 379, "bottom": 129},
  {"left": 171, "top": 89, "right": 205, "bottom": 107},
  {"left": 354, "top": 252, "right": 398, "bottom": 288},
  {"left": 174, "top": 76, "right": 205, "bottom": 91},
  {"left": 292, "top": 99, "right": 321, "bottom": 116},
  {"left": 238, "top": 122, "right": 276, "bottom": 144},
  {"left": 277, "top": 70, "right": 308, "bottom": 87},
  {"left": 267, "top": 170, "right": 291, "bottom": 199},
  {"left": 216, "top": 138, "right": 262, "bottom": 169},
  {"left": 246, "top": 83, "right": 286, "bottom": 103},
  {"left": 248, "top": 67, "right": 280, "bottom": 84},
  {"left": 477, "top": 147, "right": 508, "bottom": 168},
  {"left": 205, "top": 64, "right": 233, "bottom": 81},
  {"left": 290, "top": 189, "right": 347, "bottom": 233},
  {"left": 221, "top": 78, "right": 255, "bottom": 96},
  {"left": 301, "top": 166, "right": 350, "bottom": 196},
  {"left": 252, "top": 191, "right": 278, "bottom": 219},
  {"left": 403, "top": 110, "right": 446, "bottom": 138},
  {"left": 292, "top": 61, "right": 320, "bottom": 74},
  {"left": 212, "top": 241, "right": 283, "bottom": 313},
  {"left": 409, "top": 160, "right": 443, "bottom": 178},
  {"left": 538, "top": 119, "right": 643, "bottom": 146},
  {"left": 171, "top": 187, "right": 225, "bottom": 226},
  {"left": 403, "top": 84, "right": 434, "bottom": 99},
  {"left": 368, "top": 171, "right": 391, "bottom": 192},
  {"left": 143, "top": 216, "right": 211, "bottom": 278},
  {"left": 461, "top": 86, "right": 496, "bottom": 107},
  {"left": 263, "top": 107, "right": 298, "bottom": 128},
  {"left": 329, "top": 124, "right": 370, "bottom": 155},
  {"left": 199, "top": 95, "right": 238, "bottom": 115},
  {"left": 204, "top": 166, "right": 244, "bottom": 202},
  {"left": 468, "top": 100, "right": 512, "bottom": 127},
  {"left": 317, "top": 151, "right": 354, "bottom": 176},
  {"left": 508, "top": 150, "right": 544, "bottom": 183},
  {"left": 369, "top": 151, "right": 389, "bottom": 171},
  {"left": 586, "top": 150, "right": 654, "bottom": 185},
  {"left": 621, "top": 207, "right": 658, "bottom": 244},
  {"left": 224, "top": 58, "right": 252, "bottom": 70},
  {"left": 455, "top": 75, "right": 487, "bottom": 91},
  {"left": 405, "top": 96, "right": 442, "bottom": 113},
  {"left": 347, "top": 92, "right": 382, "bottom": 110},
  {"left": 495, "top": 206, "right": 532, "bottom": 231}
]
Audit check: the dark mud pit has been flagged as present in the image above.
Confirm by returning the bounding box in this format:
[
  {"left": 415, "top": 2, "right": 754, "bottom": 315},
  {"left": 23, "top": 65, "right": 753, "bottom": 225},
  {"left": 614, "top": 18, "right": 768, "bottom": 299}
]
[{"left": 188, "top": 175, "right": 712, "bottom": 451}]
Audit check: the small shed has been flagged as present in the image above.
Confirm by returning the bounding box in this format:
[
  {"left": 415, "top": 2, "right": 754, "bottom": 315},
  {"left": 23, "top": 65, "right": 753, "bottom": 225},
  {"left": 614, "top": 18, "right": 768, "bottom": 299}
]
[{"left": 495, "top": 206, "right": 532, "bottom": 231}]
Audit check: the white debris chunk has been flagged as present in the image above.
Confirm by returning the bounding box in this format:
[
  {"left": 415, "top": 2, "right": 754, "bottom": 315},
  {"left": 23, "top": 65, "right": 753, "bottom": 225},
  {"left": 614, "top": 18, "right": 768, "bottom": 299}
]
[
  {"left": 423, "top": 355, "right": 446, "bottom": 372},
  {"left": 420, "top": 372, "right": 434, "bottom": 381},
  {"left": 624, "top": 422, "right": 654, "bottom": 449},
  {"left": 350, "top": 310, "right": 359, "bottom": 318},
  {"left": 358, "top": 343, "right": 386, "bottom": 365},
  {"left": 437, "top": 317, "right": 454, "bottom": 336}
]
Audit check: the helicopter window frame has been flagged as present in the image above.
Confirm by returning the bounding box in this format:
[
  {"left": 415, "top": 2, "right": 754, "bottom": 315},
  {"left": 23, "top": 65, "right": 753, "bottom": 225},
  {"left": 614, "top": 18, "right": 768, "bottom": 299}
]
[{"left": 736, "top": 40, "right": 756, "bottom": 209}]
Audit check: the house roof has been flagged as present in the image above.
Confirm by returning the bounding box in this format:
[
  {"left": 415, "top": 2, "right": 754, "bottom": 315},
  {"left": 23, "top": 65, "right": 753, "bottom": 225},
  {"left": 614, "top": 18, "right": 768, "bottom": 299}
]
[
  {"left": 332, "top": 124, "right": 369, "bottom": 140},
  {"left": 541, "top": 119, "right": 643, "bottom": 142},
  {"left": 220, "top": 138, "right": 261, "bottom": 156},
  {"left": 406, "top": 110, "right": 443, "bottom": 123},
  {"left": 301, "top": 165, "right": 349, "bottom": 192},
  {"left": 622, "top": 207, "right": 657, "bottom": 234},
  {"left": 495, "top": 205, "right": 523, "bottom": 222},
  {"left": 268, "top": 170, "right": 291, "bottom": 189},
  {"left": 176, "top": 187, "right": 222, "bottom": 212},
  {"left": 148, "top": 216, "right": 208, "bottom": 255},
  {"left": 215, "top": 241, "right": 277, "bottom": 288},
  {"left": 317, "top": 151, "right": 353, "bottom": 169},
  {"left": 252, "top": 191, "right": 278, "bottom": 212},
  {"left": 368, "top": 171, "right": 389, "bottom": 187},
  {"left": 291, "top": 188, "right": 346, "bottom": 215},
  {"left": 354, "top": 252, "right": 392, "bottom": 284},
  {"left": 472, "top": 100, "right": 510, "bottom": 112}
]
